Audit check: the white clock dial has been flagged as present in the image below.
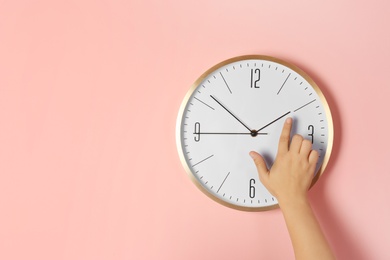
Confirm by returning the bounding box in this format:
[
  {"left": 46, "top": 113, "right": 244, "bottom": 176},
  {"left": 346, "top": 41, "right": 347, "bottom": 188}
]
[{"left": 176, "top": 55, "right": 333, "bottom": 211}]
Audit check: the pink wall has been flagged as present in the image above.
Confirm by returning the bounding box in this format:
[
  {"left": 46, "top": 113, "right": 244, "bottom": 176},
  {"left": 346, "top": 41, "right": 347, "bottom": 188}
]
[{"left": 0, "top": 0, "right": 389, "bottom": 259}]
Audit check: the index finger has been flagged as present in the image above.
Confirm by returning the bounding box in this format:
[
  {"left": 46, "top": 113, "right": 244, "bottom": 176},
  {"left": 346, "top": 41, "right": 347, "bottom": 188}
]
[{"left": 277, "top": 117, "right": 292, "bottom": 155}]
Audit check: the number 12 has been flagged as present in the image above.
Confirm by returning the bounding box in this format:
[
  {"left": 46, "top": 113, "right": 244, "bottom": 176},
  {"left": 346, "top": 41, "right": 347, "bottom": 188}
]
[{"left": 250, "top": 69, "right": 261, "bottom": 88}]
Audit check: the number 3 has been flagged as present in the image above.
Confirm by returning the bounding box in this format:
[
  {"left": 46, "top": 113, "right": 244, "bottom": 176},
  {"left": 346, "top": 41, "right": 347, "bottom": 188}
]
[{"left": 308, "top": 125, "right": 314, "bottom": 144}]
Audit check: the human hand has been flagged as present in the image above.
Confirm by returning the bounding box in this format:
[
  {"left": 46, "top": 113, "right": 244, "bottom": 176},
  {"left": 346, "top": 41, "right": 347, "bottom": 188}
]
[{"left": 249, "top": 118, "right": 319, "bottom": 208}]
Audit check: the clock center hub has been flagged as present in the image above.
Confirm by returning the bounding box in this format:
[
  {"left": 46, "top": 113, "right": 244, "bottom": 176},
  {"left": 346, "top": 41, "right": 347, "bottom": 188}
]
[{"left": 250, "top": 130, "right": 258, "bottom": 137}]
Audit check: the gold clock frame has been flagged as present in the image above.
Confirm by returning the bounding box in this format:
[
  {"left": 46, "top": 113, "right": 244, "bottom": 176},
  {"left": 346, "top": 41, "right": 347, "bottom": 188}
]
[{"left": 176, "top": 55, "right": 334, "bottom": 211}]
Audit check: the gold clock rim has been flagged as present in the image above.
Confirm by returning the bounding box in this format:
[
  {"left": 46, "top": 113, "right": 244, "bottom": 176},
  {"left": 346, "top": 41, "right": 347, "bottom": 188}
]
[{"left": 176, "top": 54, "right": 334, "bottom": 212}]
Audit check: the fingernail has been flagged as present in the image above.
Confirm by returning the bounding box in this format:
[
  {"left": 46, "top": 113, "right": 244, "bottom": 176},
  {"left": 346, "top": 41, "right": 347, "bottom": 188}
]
[
  {"left": 249, "top": 151, "right": 256, "bottom": 159},
  {"left": 286, "top": 117, "right": 292, "bottom": 124}
]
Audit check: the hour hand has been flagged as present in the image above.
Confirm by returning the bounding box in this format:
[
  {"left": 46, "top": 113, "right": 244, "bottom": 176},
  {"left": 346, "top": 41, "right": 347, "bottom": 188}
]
[
  {"left": 256, "top": 111, "right": 291, "bottom": 133},
  {"left": 210, "top": 95, "right": 252, "bottom": 132}
]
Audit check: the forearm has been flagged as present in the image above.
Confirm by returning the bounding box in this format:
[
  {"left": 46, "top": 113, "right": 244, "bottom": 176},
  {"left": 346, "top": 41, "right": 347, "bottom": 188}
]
[
  {"left": 280, "top": 198, "right": 335, "bottom": 260},
  {"left": 251, "top": 119, "right": 335, "bottom": 259}
]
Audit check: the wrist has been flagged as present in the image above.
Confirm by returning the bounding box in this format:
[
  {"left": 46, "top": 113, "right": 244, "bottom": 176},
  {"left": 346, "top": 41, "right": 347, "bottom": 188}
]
[{"left": 277, "top": 195, "right": 310, "bottom": 212}]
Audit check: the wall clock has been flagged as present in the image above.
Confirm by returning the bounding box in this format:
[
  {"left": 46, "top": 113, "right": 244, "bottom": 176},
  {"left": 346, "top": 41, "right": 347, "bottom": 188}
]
[{"left": 176, "top": 55, "right": 333, "bottom": 211}]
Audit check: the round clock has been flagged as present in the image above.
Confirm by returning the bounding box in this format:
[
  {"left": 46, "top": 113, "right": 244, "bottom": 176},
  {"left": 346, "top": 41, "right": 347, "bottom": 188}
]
[{"left": 176, "top": 55, "right": 333, "bottom": 211}]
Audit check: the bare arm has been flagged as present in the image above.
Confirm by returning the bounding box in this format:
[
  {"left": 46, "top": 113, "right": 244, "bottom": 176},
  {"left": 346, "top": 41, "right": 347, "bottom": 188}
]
[{"left": 250, "top": 118, "right": 335, "bottom": 260}]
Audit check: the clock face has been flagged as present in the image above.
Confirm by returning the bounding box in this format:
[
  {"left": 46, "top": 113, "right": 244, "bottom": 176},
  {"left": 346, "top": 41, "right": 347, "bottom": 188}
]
[{"left": 176, "top": 55, "right": 333, "bottom": 211}]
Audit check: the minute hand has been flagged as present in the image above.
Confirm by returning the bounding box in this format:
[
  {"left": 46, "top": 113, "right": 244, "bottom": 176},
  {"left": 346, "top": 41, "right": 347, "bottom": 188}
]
[
  {"left": 196, "top": 132, "right": 268, "bottom": 135},
  {"left": 256, "top": 111, "right": 291, "bottom": 133},
  {"left": 210, "top": 95, "right": 252, "bottom": 132}
]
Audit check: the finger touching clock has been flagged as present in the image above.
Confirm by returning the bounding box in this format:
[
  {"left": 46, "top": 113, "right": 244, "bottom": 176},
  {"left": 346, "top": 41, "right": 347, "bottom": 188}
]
[
  {"left": 278, "top": 117, "right": 293, "bottom": 155},
  {"left": 309, "top": 150, "right": 319, "bottom": 166},
  {"left": 300, "top": 139, "right": 313, "bottom": 157},
  {"left": 290, "top": 134, "right": 304, "bottom": 154}
]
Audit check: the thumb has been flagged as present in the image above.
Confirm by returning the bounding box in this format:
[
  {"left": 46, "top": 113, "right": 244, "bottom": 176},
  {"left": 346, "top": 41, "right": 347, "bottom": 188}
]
[{"left": 249, "top": 151, "right": 269, "bottom": 181}]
